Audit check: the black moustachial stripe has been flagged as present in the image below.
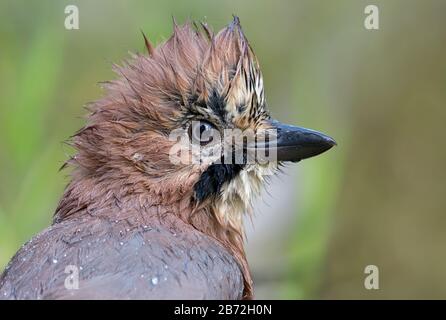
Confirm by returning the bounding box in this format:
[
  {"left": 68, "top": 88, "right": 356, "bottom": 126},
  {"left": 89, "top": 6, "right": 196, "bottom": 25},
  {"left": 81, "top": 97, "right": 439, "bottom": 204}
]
[{"left": 194, "top": 164, "right": 244, "bottom": 201}]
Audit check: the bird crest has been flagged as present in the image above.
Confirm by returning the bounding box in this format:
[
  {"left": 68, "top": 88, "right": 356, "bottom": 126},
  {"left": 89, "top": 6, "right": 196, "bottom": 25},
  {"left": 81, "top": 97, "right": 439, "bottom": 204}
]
[{"left": 112, "top": 16, "right": 269, "bottom": 134}]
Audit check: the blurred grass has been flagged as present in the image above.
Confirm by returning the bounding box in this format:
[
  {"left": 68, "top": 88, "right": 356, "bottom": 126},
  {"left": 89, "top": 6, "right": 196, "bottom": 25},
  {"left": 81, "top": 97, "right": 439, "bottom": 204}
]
[
  {"left": 0, "top": 0, "right": 444, "bottom": 299},
  {"left": 0, "top": 6, "right": 66, "bottom": 267},
  {"left": 285, "top": 147, "right": 345, "bottom": 298},
  {"left": 4, "top": 28, "right": 63, "bottom": 170}
]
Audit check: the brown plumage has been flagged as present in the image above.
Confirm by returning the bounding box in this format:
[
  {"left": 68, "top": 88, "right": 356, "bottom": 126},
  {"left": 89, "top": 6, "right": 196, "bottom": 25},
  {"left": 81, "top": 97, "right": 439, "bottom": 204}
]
[{"left": 0, "top": 17, "right": 335, "bottom": 299}]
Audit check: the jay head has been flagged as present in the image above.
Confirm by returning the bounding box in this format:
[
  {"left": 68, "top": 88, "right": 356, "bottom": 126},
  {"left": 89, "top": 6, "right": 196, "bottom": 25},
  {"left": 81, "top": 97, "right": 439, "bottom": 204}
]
[{"left": 0, "top": 17, "right": 335, "bottom": 300}]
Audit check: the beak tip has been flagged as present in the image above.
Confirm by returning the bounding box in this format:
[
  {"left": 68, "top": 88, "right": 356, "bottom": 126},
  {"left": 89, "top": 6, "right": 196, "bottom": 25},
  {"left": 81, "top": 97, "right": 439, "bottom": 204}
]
[
  {"left": 325, "top": 136, "right": 337, "bottom": 148},
  {"left": 315, "top": 132, "right": 337, "bottom": 153},
  {"left": 316, "top": 136, "right": 336, "bottom": 156},
  {"left": 265, "top": 119, "right": 337, "bottom": 162}
]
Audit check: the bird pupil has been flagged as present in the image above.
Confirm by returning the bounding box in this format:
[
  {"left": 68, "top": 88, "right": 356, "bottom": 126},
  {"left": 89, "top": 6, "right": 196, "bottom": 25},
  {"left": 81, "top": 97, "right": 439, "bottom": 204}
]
[
  {"left": 187, "top": 121, "right": 215, "bottom": 145},
  {"left": 199, "top": 123, "right": 207, "bottom": 136}
]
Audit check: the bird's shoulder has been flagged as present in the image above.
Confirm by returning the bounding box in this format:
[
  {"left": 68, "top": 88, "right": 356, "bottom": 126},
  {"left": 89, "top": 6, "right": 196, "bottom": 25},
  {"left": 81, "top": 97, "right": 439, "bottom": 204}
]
[{"left": 0, "top": 215, "right": 244, "bottom": 299}]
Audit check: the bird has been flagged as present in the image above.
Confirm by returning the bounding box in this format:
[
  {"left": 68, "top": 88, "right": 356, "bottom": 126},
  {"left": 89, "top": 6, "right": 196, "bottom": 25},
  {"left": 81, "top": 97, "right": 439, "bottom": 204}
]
[{"left": 0, "top": 16, "right": 335, "bottom": 300}]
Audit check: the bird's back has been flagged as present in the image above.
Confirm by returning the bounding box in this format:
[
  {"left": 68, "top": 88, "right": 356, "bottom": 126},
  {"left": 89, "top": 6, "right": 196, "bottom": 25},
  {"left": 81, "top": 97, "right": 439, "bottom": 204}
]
[{"left": 0, "top": 214, "right": 244, "bottom": 299}]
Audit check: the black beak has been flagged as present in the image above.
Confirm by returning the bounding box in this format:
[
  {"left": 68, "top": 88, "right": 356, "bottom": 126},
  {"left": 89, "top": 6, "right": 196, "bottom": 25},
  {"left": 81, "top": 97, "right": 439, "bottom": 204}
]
[
  {"left": 273, "top": 120, "right": 336, "bottom": 162},
  {"left": 251, "top": 120, "right": 336, "bottom": 163}
]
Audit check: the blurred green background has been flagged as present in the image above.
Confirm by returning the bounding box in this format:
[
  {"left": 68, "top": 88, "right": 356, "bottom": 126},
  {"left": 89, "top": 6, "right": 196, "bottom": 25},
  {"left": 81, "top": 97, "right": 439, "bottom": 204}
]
[{"left": 0, "top": 0, "right": 445, "bottom": 299}]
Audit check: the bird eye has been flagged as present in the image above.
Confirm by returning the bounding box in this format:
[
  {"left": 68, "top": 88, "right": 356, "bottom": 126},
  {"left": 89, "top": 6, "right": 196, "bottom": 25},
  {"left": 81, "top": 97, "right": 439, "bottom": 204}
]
[{"left": 188, "top": 121, "right": 217, "bottom": 146}]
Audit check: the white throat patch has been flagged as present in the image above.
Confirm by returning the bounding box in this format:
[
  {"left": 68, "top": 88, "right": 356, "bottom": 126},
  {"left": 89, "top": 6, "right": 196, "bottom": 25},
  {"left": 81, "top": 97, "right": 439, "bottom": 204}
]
[{"left": 213, "top": 162, "right": 277, "bottom": 235}]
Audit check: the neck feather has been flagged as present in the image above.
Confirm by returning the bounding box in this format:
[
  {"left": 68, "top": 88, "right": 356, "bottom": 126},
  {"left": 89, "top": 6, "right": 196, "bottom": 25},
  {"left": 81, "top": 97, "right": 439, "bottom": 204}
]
[{"left": 54, "top": 172, "right": 254, "bottom": 298}]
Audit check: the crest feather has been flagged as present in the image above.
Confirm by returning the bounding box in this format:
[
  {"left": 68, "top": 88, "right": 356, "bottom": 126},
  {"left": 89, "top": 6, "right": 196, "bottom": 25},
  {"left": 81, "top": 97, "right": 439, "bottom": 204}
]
[{"left": 101, "top": 17, "right": 264, "bottom": 130}]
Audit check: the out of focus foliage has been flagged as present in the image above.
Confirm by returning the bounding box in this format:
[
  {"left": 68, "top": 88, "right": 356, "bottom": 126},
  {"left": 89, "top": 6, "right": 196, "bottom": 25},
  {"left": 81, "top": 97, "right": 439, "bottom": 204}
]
[{"left": 0, "top": 0, "right": 444, "bottom": 299}]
